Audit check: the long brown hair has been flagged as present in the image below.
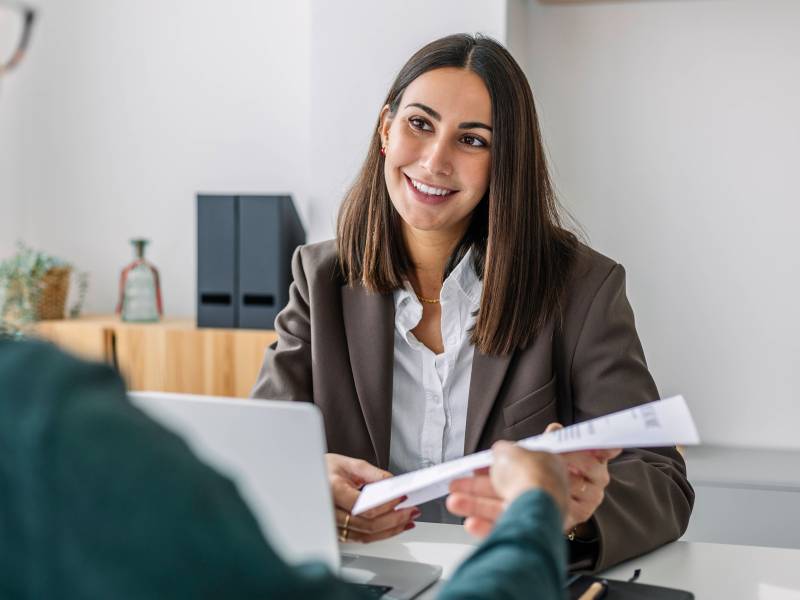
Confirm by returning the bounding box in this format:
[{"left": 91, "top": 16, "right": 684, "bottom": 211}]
[{"left": 337, "top": 33, "right": 577, "bottom": 356}]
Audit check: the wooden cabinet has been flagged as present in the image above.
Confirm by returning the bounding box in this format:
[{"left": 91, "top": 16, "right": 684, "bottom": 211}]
[{"left": 34, "top": 316, "right": 277, "bottom": 398}]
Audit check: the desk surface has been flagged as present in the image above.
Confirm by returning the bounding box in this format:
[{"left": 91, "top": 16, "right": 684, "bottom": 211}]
[{"left": 342, "top": 522, "right": 800, "bottom": 599}]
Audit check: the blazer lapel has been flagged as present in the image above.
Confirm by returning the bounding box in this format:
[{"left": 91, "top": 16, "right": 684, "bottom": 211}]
[
  {"left": 342, "top": 284, "right": 394, "bottom": 469},
  {"left": 464, "top": 349, "right": 513, "bottom": 454}
]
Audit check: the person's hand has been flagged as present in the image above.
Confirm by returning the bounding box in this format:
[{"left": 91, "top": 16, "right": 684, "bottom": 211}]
[
  {"left": 543, "top": 423, "right": 621, "bottom": 532},
  {"left": 490, "top": 441, "right": 569, "bottom": 511},
  {"left": 326, "top": 453, "right": 420, "bottom": 543},
  {"left": 446, "top": 441, "right": 569, "bottom": 537},
  {"left": 447, "top": 423, "right": 621, "bottom": 537},
  {"left": 446, "top": 466, "right": 499, "bottom": 537}
]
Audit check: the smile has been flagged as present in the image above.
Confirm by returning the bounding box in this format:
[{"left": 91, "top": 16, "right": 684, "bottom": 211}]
[{"left": 403, "top": 173, "right": 456, "bottom": 197}]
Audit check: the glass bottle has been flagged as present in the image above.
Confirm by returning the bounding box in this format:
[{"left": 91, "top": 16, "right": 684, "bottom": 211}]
[{"left": 117, "top": 239, "right": 163, "bottom": 322}]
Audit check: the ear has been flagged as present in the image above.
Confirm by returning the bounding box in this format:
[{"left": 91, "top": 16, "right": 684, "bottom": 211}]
[{"left": 378, "top": 104, "right": 393, "bottom": 147}]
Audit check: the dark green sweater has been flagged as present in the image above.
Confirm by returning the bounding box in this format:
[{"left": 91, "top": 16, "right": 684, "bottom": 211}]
[{"left": 0, "top": 340, "right": 566, "bottom": 599}]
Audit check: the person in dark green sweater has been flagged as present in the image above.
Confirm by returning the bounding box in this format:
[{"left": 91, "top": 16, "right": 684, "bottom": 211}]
[{"left": 0, "top": 339, "right": 568, "bottom": 599}]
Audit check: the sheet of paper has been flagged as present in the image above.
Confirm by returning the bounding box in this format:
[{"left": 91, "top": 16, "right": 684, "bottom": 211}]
[{"left": 352, "top": 395, "right": 699, "bottom": 515}]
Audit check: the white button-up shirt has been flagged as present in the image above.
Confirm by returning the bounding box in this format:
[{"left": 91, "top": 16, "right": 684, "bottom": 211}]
[{"left": 389, "top": 251, "right": 482, "bottom": 521}]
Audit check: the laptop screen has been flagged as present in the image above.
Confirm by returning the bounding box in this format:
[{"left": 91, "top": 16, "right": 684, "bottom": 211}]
[{"left": 129, "top": 392, "right": 341, "bottom": 570}]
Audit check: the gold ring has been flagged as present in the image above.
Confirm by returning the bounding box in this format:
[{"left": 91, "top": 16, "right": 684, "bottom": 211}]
[{"left": 338, "top": 513, "right": 351, "bottom": 543}]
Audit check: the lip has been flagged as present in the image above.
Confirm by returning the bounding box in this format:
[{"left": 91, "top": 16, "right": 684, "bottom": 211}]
[{"left": 403, "top": 174, "right": 457, "bottom": 206}]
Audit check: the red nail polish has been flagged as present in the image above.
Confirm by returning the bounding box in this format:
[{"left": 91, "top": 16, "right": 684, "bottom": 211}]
[{"left": 404, "top": 522, "right": 416, "bottom": 531}]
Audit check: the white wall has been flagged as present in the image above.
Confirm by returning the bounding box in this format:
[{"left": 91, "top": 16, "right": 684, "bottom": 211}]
[
  {"left": 6, "top": 0, "right": 312, "bottom": 316},
  {"left": 0, "top": 42, "right": 24, "bottom": 259},
  {"left": 520, "top": 0, "right": 800, "bottom": 449}
]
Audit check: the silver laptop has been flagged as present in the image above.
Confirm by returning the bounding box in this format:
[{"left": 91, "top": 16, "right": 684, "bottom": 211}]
[{"left": 128, "top": 392, "right": 441, "bottom": 599}]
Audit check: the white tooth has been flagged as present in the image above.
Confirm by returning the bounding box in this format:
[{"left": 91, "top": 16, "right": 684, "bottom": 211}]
[{"left": 412, "top": 179, "right": 449, "bottom": 195}]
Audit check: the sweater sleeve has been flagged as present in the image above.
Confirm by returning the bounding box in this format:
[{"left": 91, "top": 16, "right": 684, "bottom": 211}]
[
  {"left": 3, "top": 341, "right": 568, "bottom": 600},
  {"left": 437, "top": 489, "right": 567, "bottom": 600},
  {"left": 1, "top": 340, "right": 370, "bottom": 599}
]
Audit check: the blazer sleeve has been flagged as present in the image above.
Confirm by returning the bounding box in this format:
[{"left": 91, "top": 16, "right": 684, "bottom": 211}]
[
  {"left": 250, "top": 246, "right": 314, "bottom": 402},
  {"left": 569, "top": 264, "right": 695, "bottom": 571}
]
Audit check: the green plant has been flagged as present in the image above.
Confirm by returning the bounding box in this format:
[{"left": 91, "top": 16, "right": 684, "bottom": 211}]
[{"left": 0, "top": 241, "right": 88, "bottom": 329}]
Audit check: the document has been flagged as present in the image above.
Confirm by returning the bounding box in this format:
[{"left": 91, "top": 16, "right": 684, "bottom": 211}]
[{"left": 352, "top": 395, "right": 699, "bottom": 516}]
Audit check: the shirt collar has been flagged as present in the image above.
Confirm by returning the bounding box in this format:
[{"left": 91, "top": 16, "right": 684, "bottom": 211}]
[{"left": 444, "top": 248, "right": 481, "bottom": 307}]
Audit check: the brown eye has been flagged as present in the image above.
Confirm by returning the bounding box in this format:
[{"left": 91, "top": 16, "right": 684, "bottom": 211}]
[
  {"left": 461, "top": 134, "right": 487, "bottom": 148},
  {"left": 409, "top": 117, "right": 433, "bottom": 131}
]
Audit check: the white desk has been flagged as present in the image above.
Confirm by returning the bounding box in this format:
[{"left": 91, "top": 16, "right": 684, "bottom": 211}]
[{"left": 342, "top": 522, "right": 800, "bottom": 599}]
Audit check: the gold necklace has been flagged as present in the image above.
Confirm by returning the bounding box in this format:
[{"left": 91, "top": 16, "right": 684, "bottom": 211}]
[{"left": 416, "top": 294, "right": 440, "bottom": 304}]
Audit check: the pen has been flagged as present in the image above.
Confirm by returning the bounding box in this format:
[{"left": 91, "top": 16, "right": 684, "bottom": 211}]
[{"left": 578, "top": 580, "right": 608, "bottom": 600}]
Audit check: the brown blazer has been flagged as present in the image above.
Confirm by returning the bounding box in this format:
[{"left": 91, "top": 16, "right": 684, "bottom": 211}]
[{"left": 251, "top": 239, "right": 694, "bottom": 571}]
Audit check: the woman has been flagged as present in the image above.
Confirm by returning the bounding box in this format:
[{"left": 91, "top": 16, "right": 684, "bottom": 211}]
[{"left": 252, "top": 33, "right": 693, "bottom": 571}]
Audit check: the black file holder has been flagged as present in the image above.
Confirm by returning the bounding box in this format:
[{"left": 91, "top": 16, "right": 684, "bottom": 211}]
[
  {"left": 197, "top": 194, "right": 305, "bottom": 330},
  {"left": 197, "top": 195, "right": 237, "bottom": 328}
]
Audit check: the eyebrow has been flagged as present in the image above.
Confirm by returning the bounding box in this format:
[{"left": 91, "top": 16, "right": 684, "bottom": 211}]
[{"left": 405, "top": 102, "right": 492, "bottom": 132}]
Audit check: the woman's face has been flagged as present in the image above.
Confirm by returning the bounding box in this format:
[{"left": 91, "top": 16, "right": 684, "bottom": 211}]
[{"left": 380, "top": 67, "right": 492, "bottom": 239}]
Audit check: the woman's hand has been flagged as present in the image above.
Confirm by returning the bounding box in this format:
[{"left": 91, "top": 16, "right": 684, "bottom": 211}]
[
  {"left": 326, "top": 453, "right": 420, "bottom": 543},
  {"left": 544, "top": 423, "right": 621, "bottom": 532},
  {"left": 446, "top": 424, "right": 621, "bottom": 537}
]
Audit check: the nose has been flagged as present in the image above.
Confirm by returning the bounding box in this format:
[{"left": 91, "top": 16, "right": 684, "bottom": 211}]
[{"left": 420, "top": 138, "right": 453, "bottom": 177}]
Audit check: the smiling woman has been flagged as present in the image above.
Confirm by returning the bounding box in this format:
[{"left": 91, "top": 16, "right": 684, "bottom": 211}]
[
  {"left": 252, "top": 33, "right": 694, "bottom": 573},
  {"left": 337, "top": 36, "right": 576, "bottom": 357}
]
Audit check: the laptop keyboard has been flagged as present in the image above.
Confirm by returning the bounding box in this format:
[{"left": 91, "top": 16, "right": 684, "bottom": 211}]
[{"left": 352, "top": 583, "right": 393, "bottom": 598}]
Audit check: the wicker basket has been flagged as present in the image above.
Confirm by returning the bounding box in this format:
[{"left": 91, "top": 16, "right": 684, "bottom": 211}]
[{"left": 37, "top": 266, "right": 72, "bottom": 320}]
